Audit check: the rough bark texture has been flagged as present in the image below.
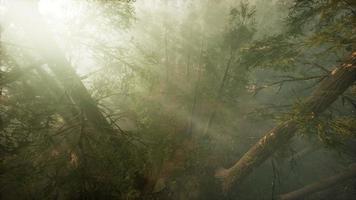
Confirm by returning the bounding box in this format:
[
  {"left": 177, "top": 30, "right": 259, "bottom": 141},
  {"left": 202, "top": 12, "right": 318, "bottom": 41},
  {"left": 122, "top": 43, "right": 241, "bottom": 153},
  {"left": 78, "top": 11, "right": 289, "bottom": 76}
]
[
  {"left": 216, "top": 52, "right": 356, "bottom": 192},
  {"left": 278, "top": 164, "right": 356, "bottom": 200}
]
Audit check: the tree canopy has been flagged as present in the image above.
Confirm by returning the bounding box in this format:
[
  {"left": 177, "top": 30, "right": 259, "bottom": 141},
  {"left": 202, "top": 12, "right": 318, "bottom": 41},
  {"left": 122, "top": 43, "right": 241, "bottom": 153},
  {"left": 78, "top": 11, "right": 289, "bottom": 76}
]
[{"left": 0, "top": 0, "right": 355, "bottom": 199}]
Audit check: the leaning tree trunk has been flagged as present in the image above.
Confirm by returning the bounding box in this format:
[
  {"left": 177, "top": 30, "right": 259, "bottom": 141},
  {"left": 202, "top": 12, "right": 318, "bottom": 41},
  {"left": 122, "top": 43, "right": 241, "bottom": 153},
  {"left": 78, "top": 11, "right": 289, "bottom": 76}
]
[
  {"left": 204, "top": 49, "right": 234, "bottom": 135},
  {"left": 278, "top": 164, "right": 356, "bottom": 200},
  {"left": 7, "top": 1, "right": 115, "bottom": 136},
  {"left": 0, "top": 24, "right": 3, "bottom": 131},
  {"left": 215, "top": 52, "right": 356, "bottom": 192},
  {"left": 35, "top": 66, "right": 80, "bottom": 124}
]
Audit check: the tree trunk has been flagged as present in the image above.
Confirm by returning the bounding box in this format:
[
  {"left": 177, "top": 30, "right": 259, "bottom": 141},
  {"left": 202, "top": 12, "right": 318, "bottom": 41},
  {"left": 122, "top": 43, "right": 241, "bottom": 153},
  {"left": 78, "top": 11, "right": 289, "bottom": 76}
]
[
  {"left": 0, "top": 24, "right": 3, "bottom": 131},
  {"left": 215, "top": 52, "right": 356, "bottom": 192},
  {"left": 35, "top": 66, "right": 80, "bottom": 124},
  {"left": 278, "top": 164, "right": 356, "bottom": 200},
  {"left": 204, "top": 49, "right": 234, "bottom": 135},
  {"left": 7, "top": 1, "right": 116, "bottom": 136}
]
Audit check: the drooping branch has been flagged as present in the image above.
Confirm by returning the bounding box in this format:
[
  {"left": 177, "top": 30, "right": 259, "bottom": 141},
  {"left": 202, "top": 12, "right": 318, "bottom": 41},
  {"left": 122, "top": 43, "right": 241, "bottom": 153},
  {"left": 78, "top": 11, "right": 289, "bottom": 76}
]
[
  {"left": 215, "top": 52, "right": 356, "bottom": 193},
  {"left": 278, "top": 164, "right": 356, "bottom": 200}
]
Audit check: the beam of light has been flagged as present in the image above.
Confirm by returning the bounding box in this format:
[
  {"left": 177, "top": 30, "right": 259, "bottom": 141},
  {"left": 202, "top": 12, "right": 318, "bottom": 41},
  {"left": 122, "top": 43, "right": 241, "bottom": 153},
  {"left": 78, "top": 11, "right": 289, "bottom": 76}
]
[
  {"left": 0, "top": 0, "right": 103, "bottom": 75},
  {"left": 38, "top": 0, "right": 75, "bottom": 21}
]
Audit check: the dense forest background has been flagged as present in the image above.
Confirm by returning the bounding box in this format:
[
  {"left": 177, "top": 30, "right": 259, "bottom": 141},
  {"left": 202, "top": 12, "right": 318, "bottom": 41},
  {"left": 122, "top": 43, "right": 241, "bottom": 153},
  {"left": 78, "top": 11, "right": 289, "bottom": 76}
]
[{"left": 0, "top": 0, "right": 355, "bottom": 199}]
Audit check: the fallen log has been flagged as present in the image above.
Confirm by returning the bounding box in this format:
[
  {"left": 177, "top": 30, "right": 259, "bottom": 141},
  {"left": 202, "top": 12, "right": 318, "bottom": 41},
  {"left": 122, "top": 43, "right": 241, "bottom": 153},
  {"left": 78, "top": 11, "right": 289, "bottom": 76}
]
[
  {"left": 278, "top": 164, "right": 356, "bottom": 200},
  {"left": 215, "top": 52, "right": 356, "bottom": 192}
]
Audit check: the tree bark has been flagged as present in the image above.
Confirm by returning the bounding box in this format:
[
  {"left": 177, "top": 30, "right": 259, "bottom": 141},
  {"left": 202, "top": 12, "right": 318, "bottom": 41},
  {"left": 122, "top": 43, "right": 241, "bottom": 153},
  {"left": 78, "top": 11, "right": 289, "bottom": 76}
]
[
  {"left": 278, "top": 164, "right": 356, "bottom": 200},
  {"left": 215, "top": 52, "right": 356, "bottom": 192}
]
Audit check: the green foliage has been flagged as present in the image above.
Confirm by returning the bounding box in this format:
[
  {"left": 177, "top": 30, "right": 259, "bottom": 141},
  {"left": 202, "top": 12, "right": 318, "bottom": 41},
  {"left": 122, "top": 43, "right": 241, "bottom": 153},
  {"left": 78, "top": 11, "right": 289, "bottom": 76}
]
[
  {"left": 241, "top": 0, "right": 354, "bottom": 72},
  {"left": 278, "top": 99, "right": 356, "bottom": 149},
  {"left": 287, "top": 0, "right": 355, "bottom": 51},
  {"left": 297, "top": 114, "right": 356, "bottom": 148},
  {"left": 1, "top": 0, "right": 356, "bottom": 199},
  {"left": 225, "top": 1, "right": 256, "bottom": 50},
  {"left": 240, "top": 34, "right": 300, "bottom": 71}
]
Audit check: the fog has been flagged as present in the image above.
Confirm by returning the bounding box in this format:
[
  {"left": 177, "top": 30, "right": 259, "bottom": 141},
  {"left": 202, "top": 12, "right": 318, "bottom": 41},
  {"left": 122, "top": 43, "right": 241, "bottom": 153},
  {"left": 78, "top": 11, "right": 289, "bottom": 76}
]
[{"left": 0, "top": 0, "right": 355, "bottom": 199}]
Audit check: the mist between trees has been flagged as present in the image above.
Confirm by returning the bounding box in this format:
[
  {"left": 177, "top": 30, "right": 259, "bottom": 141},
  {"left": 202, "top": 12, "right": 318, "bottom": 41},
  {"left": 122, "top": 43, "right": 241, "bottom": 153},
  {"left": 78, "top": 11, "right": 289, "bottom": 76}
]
[{"left": 0, "top": 0, "right": 355, "bottom": 199}]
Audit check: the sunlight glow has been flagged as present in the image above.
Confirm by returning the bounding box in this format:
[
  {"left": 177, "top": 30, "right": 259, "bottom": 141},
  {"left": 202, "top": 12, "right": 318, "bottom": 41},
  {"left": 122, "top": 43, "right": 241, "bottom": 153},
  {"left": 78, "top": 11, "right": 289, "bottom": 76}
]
[
  {"left": 38, "top": 0, "right": 99, "bottom": 75},
  {"left": 1, "top": 0, "right": 126, "bottom": 76},
  {"left": 38, "top": 0, "right": 82, "bottom": 22}
]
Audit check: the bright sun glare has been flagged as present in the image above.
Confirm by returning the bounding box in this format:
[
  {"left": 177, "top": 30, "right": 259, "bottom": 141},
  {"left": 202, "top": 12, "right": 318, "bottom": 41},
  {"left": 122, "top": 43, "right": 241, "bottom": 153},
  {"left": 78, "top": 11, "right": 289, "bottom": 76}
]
[
  {"left": 38, "top": 0, "right": 79, "bottom": 21},
  {"left": 1, "top": 0, "right": 115, "bottom": 75},
  {"left": 38, "top": 0, "right": 99, "bottom": 75}
]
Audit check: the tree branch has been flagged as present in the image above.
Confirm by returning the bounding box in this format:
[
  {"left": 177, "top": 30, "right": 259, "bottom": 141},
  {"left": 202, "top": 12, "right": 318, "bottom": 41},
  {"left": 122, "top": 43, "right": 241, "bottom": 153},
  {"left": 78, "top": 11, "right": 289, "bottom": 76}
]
[{"left": 278, "top": 164, "right": 356, "bottom": 200}]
